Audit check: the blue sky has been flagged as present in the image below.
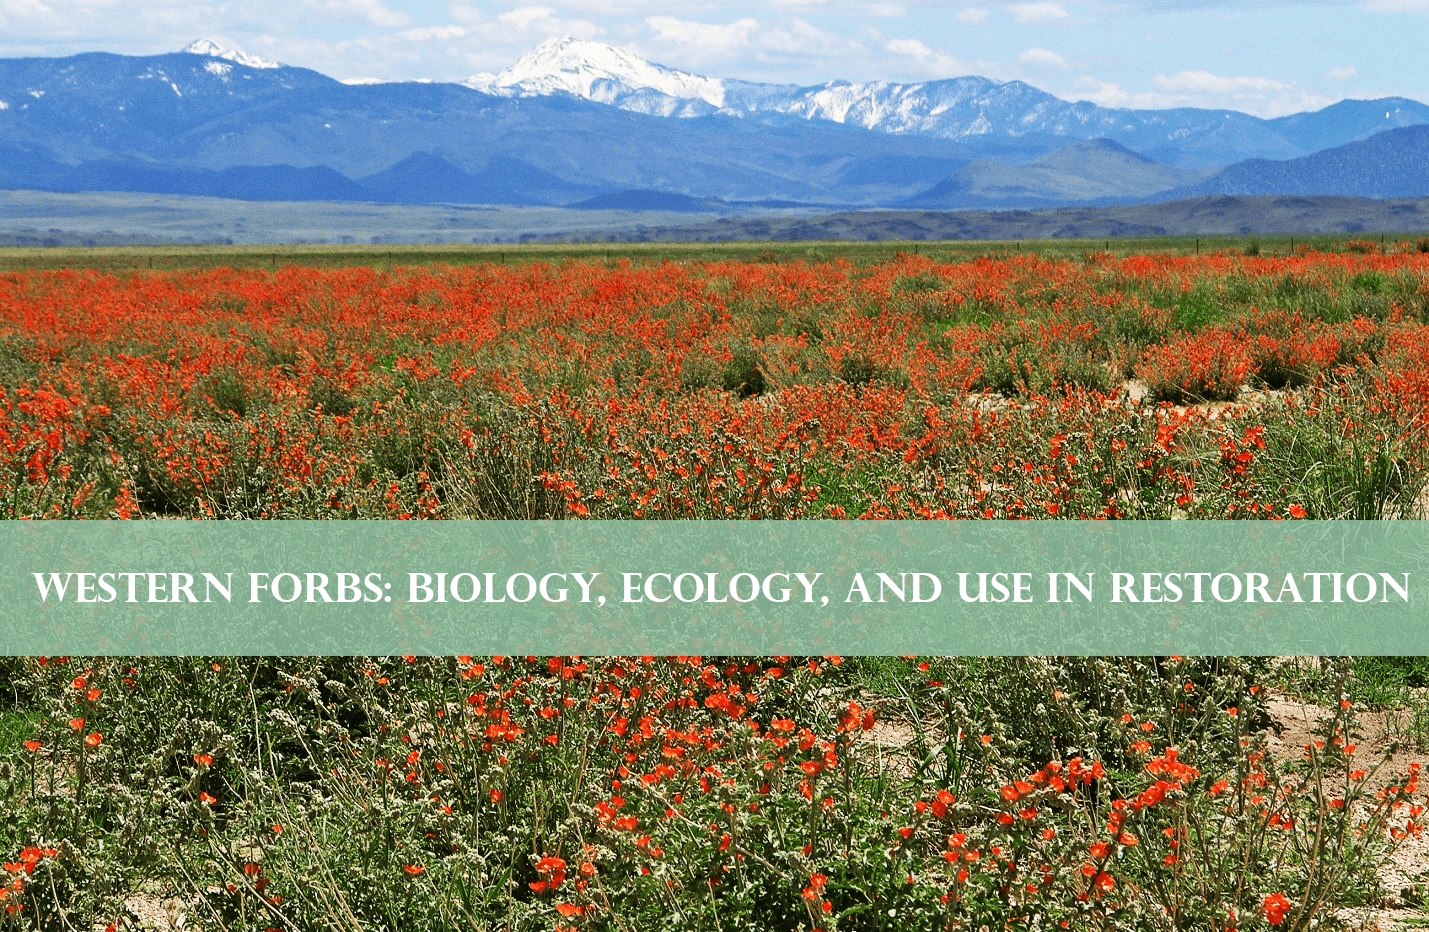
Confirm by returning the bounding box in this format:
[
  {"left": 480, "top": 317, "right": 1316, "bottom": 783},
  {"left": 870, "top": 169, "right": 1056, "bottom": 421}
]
[{"left": 1, "top": 0, "right": 1424, "bottom": 117}]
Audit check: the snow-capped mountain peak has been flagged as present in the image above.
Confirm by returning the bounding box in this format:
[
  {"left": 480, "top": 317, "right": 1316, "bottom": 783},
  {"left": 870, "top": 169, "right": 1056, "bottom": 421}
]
[
  {"left": 465, "top": 36, "right": 728, "bottom": 109},
  {"left": 458, "top": 37, "right": 1038, "bottom": 135},
  {"left": 182, "top": 39, "right": 280, "bottom": 70}
]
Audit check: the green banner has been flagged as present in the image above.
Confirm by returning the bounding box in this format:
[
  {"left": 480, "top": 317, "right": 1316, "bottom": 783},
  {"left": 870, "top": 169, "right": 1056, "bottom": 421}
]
[{"left": 1, "top": 521, "right": 1423, "bottom": 655}]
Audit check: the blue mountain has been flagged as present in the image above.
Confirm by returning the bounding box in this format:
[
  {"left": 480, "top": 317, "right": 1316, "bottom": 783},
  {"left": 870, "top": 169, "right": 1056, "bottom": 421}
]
[{"left": 1, "top": 39, "right": 1425, "bottom": 208}]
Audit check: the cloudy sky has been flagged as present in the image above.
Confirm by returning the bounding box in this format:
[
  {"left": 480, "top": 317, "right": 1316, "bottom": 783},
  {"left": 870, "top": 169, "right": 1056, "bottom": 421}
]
[{"left": 1, "top": 0, "right": 1424, "bottom": 117}]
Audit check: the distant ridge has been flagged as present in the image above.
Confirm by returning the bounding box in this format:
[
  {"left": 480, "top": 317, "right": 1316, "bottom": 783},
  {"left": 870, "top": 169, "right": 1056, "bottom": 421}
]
[
  {"left": 907, "top": 139, "right": 1212, "bottom": 208},
  {"left": 1157, "top": 125, "right": 1429, "bottom": 200},
  {"left": 360, "top": 153, "right": 599, "bottom": 205},
  {"left": 50, "top": 161, "right": 371, "bottom": 201},
  {"left": 549, "top": 196, "right": 1429, "bottom": 244},
  {"left": 570, "top": 190, "right": 722, "bottom": 211}
]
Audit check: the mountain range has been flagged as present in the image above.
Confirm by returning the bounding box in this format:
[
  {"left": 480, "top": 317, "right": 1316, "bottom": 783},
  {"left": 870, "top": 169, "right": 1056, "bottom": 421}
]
[
  {"left": 0, "top": 37, "right": 1426, "bottom": 210},
  {"left": 468, "top": 38, "right": 1429, "bottom": 166}
]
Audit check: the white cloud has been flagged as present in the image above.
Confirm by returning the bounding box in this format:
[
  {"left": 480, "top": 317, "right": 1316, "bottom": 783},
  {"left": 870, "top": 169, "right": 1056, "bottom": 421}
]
[
  {"left": 885, "top": 37, "right": 967, "bottom": 76},
  {"left": 957, "top": 7, "right": 989, "bottom": 23},
  {"left": 3, "top": 0, "right": 56, "bottom": 16},
  {"left": 1017, "top": 47, "right": 1067, "bottom": 69},
  {"left": 399, "top": 24, "right": 465, "bottom": 41},
  {"left": 442, "top": 2, "right": 606, "bottom": 72},
  {"left": 766, "top": 18, "right": 861, "bottom": 55},
  {"left": 645, "top": 15, "right": 759, "bottom": 54},
  {"left": 0, "top": 0, "right": 311, "bottom": 53},
  {"left": 744, "top": 0, "right": 902, "bottom": 9},
  {"left": 497, "top": 6, "right": 554, "bottom": 28},
  {"left": 634, "top": 14, "right": 872, "bottom": 79},
  {"left": 249, "top": 4, "right": 602, "bottom": 82},
  {"left": 1327, "top": 65, "right": 1356, "bottom": 80},
  {"left": 488, "top": 0, "right": 642, "bottom": 13},
  {"left": 1067, "top": 70, "right": 1335, "bottom": 118},
  {"left": 1070, "top": 77, "right": 1130, "bottom": 107},
  {"left": 503, "top": 5, "right": 568, "bottom": 28},
  {"left": 885, "top": 37, "right": 929, "bottom": 57},
  {"left": 1153, "top": 69, "right": 1291, "bottom": 95},
  {"left": 1009, "top": 2, "right": 1069, "bottom": 24},
  {"left": 304, "top": 0, "right": 410, "bottom": 29}
]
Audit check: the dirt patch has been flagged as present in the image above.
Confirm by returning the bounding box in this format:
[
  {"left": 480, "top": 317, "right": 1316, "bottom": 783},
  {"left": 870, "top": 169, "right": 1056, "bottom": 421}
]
[
  {"left": 1264, "top": 692, "right": 1429, "bottom": 791},
  {"left": 862, "top": 715, "right": 946, "bottom": 783},
  {"left": 91, "top": 889, "right": 195, "bottom": 931},
  {"left": 1263, "top": 689, "right": 1429, "bottom": 930}
]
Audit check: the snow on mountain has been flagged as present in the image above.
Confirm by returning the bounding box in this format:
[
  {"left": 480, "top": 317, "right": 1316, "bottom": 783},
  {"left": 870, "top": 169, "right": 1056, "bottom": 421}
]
[
  {"left": 182, "top": 39, "right": 280, "bottom": 70},
  {"left": 466, "top": 37, "right": 729, "bottom": 108},
  {"left": 460, "top": 37, "right": 1076, "bottom": 140},
  {"left": 451, "top": 38, "right": 1334, "bottom": 163},
  {"left": 782, "top": 77, "right": 1033, "bottom": 136}
]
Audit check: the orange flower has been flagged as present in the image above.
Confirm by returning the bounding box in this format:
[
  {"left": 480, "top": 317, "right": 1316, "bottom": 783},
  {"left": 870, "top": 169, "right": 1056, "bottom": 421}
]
[
  {"left": 403, "top": 865, "right": 425, "bottom": 876},
  {"left": 85, "top": 733, "right": 102, "bottom": 748},
  {"left": 1264, "top": 893, "right": 1292, "bottom": 925}
]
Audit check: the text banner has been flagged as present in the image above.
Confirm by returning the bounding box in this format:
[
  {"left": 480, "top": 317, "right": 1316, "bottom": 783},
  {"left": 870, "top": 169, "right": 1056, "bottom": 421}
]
[{"left": 1, "top": 521, "right": 1423, "bottom": 655}]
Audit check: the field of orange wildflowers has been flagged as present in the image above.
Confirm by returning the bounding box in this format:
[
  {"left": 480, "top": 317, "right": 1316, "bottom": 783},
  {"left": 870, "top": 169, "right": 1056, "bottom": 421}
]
[
  {"left": 0, "top": 655, "right": 1422, "bottom": 932},
  {"left": 2, "top": 241, "right": 1429, "bottom": 520},
  {"left": 5, "top": 245, "right": 1429, "bottom": 928}
]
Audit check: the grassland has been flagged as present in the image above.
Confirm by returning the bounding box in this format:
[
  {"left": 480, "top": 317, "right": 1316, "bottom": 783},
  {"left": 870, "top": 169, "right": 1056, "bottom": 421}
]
[{"left": 0, "top": 230, "right": 1414, "bottom": 273}]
